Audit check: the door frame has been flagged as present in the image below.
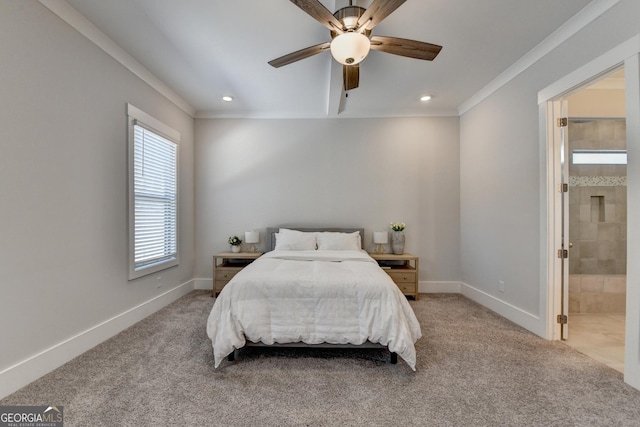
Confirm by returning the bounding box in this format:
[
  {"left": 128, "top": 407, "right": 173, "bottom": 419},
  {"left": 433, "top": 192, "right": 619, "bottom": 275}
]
[
  {"left": 538, "top": 34, "right": 640, "bottom": 388},
  {"left": 541, "top": 65, "right": 626, "bottom": 340}
]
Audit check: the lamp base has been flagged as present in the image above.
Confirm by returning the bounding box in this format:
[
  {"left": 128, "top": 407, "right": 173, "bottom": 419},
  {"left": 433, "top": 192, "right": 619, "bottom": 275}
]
[
  {"left": 374, "top": 244, "right": 385, "bottom": 254},
  {"left": 246, "top": 243, "right": 257, "bottom": 253}
]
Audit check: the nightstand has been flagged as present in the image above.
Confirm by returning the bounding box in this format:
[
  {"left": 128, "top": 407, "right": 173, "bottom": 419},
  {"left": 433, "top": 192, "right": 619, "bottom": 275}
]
[
  {"left": 369, "top": 253, "right": 419, "bottom": 300},
  {"left": 212, "top": 252, "right": 262, "bottom": 297}
]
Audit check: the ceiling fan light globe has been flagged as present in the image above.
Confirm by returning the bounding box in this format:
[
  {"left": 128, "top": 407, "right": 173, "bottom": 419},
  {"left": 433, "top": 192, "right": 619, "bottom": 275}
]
[{"left": 330, "top": 32, "right": 370, "bottom": 66}]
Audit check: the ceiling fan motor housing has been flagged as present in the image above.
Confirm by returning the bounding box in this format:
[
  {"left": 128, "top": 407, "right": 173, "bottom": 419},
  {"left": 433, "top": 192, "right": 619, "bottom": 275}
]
[{"left": 331, "top": 6, "right": 371, "bottom": 38}]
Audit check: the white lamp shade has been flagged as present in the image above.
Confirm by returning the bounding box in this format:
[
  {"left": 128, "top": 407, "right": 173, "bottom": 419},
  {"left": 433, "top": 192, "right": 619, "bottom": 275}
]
[
  {"left": 373, "top": 231, "right": 388, "bottom": 244},
  {"left": 330, "top": 32, "right": 370, "bottom": 65},
  {"left": 244, "top": 231, "right": 259, "bottom": 244}
]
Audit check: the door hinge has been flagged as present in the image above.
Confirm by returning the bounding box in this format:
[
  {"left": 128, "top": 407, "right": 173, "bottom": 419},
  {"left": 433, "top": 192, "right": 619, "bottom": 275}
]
[
  {"left": 557, "top": 314, "right": 568, "bottom": 324},
  {"left": 559, "top": 183, "right": 568, "bottom": 193},
  {"left": 557, "top": 117, "right": 568, "bottom": 127},
  {"left": 557, "top": 249, "right": 568, "bottom": 259}
]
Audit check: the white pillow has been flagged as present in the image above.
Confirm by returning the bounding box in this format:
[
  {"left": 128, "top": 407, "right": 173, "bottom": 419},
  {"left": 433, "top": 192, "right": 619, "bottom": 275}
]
[
  {"left": 316, "top": 231, "right": 361, "bottom": 251},
  {"left": 274, "top": 231, "right": 317, "bottom": 251}
]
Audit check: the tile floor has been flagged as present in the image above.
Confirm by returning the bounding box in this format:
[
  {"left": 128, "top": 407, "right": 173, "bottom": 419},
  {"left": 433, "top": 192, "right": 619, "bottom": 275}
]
[{"left": 564, "top": 313, "right": 625, "bottom": 373}]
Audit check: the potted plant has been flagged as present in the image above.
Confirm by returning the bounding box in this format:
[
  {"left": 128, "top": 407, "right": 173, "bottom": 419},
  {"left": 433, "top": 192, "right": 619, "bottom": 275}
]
[
  {"left": 389, "top": 222, "right": 406, "bottom": 255},
  {"left": 228, "top": 235, "right": 242, "bottom": 253}
]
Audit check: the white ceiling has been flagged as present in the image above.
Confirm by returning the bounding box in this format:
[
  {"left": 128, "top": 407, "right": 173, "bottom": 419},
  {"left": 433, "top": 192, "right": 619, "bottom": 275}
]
[{"left": 63, "top": 0, "right": 595, "bottom": 118}]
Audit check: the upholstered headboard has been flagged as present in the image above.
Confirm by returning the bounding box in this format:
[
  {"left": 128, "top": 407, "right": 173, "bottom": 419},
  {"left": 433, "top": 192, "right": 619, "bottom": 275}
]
[{"left": 265, "top": 226, "right": 365, "bottom": 252}]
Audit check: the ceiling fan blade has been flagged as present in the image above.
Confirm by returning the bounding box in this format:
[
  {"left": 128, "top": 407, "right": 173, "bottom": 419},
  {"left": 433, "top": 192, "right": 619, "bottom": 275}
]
[
  {"left": 343, "top": 65, "right": 359, "bottom": 91},
  {"left": 290, "top": 0, "right": 344, "bottom": 33},
  {"left": 370, "top": 36, "right": 442, "bottom": 61},
  {"left": 268, "top": 42, "right": 331, "bottom": 68},
  {"left": 357, "top": 0, "right": 406, "bottom": 30}
]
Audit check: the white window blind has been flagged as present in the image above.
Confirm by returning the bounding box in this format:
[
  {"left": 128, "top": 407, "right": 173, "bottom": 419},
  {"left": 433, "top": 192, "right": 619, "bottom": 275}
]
[
  {"left": 127, "top": 104, "right": 179, "bottom": 280},
  {"left": 133, "top": 124, "right": 177, "bottom": 269}
]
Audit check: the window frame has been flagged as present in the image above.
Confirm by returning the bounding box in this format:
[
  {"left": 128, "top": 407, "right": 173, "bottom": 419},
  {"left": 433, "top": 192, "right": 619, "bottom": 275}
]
[{"left": 127, "top": 104, "right": 180, "bottom": 280}]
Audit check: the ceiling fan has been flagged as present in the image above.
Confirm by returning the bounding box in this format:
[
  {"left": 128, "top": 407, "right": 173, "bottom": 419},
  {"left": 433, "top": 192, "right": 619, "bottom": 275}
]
[{"left": 268, "top": 0, "right": 443, "bottom": 91}]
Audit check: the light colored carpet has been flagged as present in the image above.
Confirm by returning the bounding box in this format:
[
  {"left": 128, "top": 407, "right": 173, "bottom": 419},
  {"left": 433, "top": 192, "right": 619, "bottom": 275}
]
[{"left": 2, "top": 291, "right": 640, "bottom": 426}]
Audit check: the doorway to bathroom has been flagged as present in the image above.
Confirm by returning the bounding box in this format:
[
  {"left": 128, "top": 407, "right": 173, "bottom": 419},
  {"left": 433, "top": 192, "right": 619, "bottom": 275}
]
[{"left": 563, "top": 69, "right": 627, "bottom": 373}]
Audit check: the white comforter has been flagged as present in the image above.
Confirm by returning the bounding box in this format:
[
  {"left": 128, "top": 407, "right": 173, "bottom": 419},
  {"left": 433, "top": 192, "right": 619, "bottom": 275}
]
[{"left": 206, "top": 250, "right": 422, "bottom": 370}]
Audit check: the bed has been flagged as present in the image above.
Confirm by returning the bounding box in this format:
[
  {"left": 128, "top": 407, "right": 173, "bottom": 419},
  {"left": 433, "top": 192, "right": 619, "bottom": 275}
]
[{"left": 206, "top": 227, "right": 422, "bottom": 369}]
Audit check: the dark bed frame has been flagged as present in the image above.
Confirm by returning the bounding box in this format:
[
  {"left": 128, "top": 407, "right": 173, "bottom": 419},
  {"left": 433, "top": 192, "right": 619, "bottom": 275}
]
[{"left": 226, "top": 226, "right": 398, "bottom": 365}]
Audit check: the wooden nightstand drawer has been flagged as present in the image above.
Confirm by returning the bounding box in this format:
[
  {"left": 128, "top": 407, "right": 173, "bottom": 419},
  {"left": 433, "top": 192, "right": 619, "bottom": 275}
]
[
  {"left": 395, "top": 281, "right": 417, "bottom": 294},
  {"left": 215, "top": 267, "right": 242, "bottom": 282},
  {"left": 387, "top": 270, "right": 416, "bottom": 283}
]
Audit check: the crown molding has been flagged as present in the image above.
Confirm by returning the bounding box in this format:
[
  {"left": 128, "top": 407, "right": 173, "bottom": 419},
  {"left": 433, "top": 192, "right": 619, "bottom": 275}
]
[
  {"left": 457, "top": 0, "right": 621, "bottom": 116},
  {"left": 38, "top": 0, "right": 196, "bottom": 118}
]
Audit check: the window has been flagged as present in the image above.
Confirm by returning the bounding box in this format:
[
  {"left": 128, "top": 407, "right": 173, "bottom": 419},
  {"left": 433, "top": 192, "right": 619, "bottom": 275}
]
[
  {"left": 572, "top": 149, "right": 627, "bottom": 165},
  {"left": 127, "top": 104, "right": 179, "bottom": 279}
]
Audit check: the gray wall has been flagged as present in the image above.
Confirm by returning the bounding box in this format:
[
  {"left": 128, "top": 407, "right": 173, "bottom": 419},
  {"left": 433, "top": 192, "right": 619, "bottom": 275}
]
[
  {"left": 460, "top": 1, "right": 640, "bottom": 329},
  {"left": 0, "top": 2, "right": 195, "bottom": 373},
  {"left": 194, "top": 117, "right": 461, "bottom": 284},
  {"left": 460, "top": 80, "right": 542, "bottom": 315}
]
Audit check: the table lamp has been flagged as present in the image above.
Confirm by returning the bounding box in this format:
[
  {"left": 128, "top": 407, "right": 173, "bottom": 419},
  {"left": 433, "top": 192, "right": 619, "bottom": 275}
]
[
  {"left": 244, "top": 231, "right": 259, "bottom": 253},
  {"left": 373, "top": 231, "right": 388, "bottom": 254}
]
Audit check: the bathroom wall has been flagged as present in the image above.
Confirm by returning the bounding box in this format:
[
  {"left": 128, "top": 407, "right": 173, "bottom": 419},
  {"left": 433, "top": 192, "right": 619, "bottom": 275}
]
[
  {"left": 569, "top": 274, "right": 626, "bottom": 313},
  {"left": 568, "top": 119, "right": 627, "bottom": 313}
]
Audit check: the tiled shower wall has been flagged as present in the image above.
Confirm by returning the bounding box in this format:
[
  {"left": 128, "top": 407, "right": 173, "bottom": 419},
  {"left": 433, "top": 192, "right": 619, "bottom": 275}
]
[
  {"left": 569, "top": 274, "right": 626, "bottom": 313},
  {"left": 568, "top": 119, "right": 626, "bottom": 313}
]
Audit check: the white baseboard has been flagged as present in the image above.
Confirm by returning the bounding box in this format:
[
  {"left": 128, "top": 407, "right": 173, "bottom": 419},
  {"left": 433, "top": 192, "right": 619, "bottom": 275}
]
[
  {"left": 459, "top": 282, "right": 543, "bottom": 336},
  {"left": 193, "top": 278, "right": 213, "bottom": 290},
  {"left": 0, "top": 280, "right": 195, "bottom": 400}
]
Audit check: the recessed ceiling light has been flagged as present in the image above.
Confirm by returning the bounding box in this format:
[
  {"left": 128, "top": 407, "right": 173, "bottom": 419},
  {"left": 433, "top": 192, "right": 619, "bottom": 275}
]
[
  {"left": 222, "top": 96, "right": 233, "bottom": 102},
  {"left": 420, "top": 95, "right": 432, "bottom": 102}
]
